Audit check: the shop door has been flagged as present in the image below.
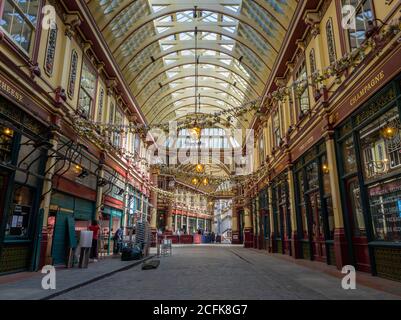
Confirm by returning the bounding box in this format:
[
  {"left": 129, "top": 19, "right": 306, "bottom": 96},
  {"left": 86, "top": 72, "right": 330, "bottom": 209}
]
[
  {"left": 345, "top": 178, "right": 370, "bottom": 272},
  {"left": 308, "top": 191, "right": 326, "bottom": 262}
]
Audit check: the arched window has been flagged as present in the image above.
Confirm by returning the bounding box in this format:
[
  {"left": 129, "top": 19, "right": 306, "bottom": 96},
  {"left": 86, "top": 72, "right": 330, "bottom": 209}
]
[{"left": 326, "top": 18, "right": 337, "bottom": 65}]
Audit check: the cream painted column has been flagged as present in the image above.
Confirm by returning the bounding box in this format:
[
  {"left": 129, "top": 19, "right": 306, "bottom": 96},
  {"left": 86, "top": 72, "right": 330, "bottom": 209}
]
[
  {"left": 40, "top": 131, "right": 59, "bottom": 265},
  {"left": 174, "top": 214, "right": 178, "bottom": 232},
  {"left": 267, "top": 186, "right": 275, "bottom": 252},
  {"left": 149, "top": 169, "right": 158, "bottom": 232},
  {"left": 231, "top": 201, "right": 239, "bottom": 244},
  {"left": 255, "top": 195, "right": 260, "bottom": 249},
  {"left": 95, "top": 164, "right": 105, "bottom": 221},
  {"left": 326, "top": 135, "right": 349, "bottom": 269},
  {"left": 243, "top": 198, "right": 253, "bottom": 248},
  {"left": 181, "top": 214, "right": 184, "bottom": 231},
  {"left": 287, "top": 168, "right": 300, "bottom": 258},
  {"left": 166, "top": 202, "right": 173, "bottom": 231},
  {"left": 186, "top": 215, "right": 190, "bottom": 234}
]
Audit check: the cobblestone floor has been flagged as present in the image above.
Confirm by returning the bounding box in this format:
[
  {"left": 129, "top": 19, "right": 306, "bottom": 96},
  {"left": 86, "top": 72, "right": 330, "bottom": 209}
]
[{"left": 53, "top": 245, "right": 400, "bottom": 300}]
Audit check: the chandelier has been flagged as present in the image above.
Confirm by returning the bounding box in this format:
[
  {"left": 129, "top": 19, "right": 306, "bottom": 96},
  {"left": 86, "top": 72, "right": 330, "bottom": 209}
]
[{"left": 190, "top": 23, "right": 202, "bottom": 142}]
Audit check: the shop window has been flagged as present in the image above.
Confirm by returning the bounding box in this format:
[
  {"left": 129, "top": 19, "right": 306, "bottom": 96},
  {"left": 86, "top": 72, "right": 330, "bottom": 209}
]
[
  {"left": 368, "top": 178, "right": 401, "bottom": 241},
  {"left": 359, "top": 107, "right": 401, "bottom": 180},
  {"left": 5, "top": 185, "right": 34, "bottom": 238},
  {"left": 0, "top": 0, "right": 39, "bottom": 53},
  {"left": 326, "top": 18, "right": 337, "bottom": 65},
  {"left": 258, "top": 132, "right": 265, "bottom": 165},
  {"left": 342, "top": 0, "right": 374, "bottom": 50},
  {"left": 295, "top": 61, "right": 310, "bottom": 116},
  {"left": 112, "top": 108, "right": 123, "bottom": 148},
  {"left": 306, "top": 161, "right": 319, "bottom": 190},
  {"left": 273, "top": 112, "right": 281, "bottom": 147},
  {"left": 341, "top": 136, "right": 358, "bottom": 174},
  {"left": 78, "top": 61, "right": 97, "bottom": 119},
  {"left": 349, "top": 180, "right": 366, "bottom": 236},
  {"left": 0, "top": 125, "right": 14, "bottom": 163}
]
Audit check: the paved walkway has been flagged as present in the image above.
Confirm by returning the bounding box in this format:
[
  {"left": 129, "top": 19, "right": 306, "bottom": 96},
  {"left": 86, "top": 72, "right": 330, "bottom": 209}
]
[
  {"left": 51, "top": 245, "right": 401, "bottom": 300},
  {"left": 0, "top": 255, "right": 153, "bottom": 300}
]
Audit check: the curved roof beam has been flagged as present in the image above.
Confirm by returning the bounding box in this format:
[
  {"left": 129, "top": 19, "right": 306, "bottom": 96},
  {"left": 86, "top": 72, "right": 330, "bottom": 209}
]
[
  {"left": 147, "top": 93, "right": 239, "bottom": 122},
  {"left": 116, "top": 28, "right": 273, "bottom": 72},
  {"left": 128, "top": 43, "right": 268, "bottom": 86},
  {"left": 143, "top": 83, "right": 243, "bottom": 113},
  {"left": 138, "top": 74, "right": 256, "bottom": 107},
  {"left": 104, "top": 5, "right": 284, "bottom": 54},
  {"left": 92, "top": 0, "right": 288, "bottom": 35},
  {"left": 131, "top": 59, "right": 266, "bottom": 95}
]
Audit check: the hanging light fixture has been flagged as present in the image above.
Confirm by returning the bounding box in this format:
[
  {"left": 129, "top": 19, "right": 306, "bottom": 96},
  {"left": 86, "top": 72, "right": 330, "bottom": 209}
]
[
  {"left": 192, "top": 177, "right": 199, "bottom": 185},
  {"left": 202, "top": 177, "right": 209, "bottom": 186},
  {"left": 190, "top": 23, "right": 202, "bottom": 142},
  {"left": 195, "top": 164, "right": 204, "bottom": 173},
  {"left": 381, "top": 123, "right": 397, "bottom": 139}
]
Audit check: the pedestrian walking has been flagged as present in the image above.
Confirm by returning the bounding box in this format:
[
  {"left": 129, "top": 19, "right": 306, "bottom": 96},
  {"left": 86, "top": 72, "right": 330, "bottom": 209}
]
[{"left": 88, "top": 220, "right": 100, "bottom": 261}]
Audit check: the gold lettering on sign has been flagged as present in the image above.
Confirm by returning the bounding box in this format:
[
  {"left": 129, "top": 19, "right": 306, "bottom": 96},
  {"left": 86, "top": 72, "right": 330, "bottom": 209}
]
[
  {"left": 0, "top": 78, "right": 23, "bottom": 102},
  {"left": 350, "top": 71, "right": 385, "bottom": 106}
]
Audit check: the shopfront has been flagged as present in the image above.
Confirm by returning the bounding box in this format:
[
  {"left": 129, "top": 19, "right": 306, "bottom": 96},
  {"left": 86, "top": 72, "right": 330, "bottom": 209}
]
[
  {"left": 293, "top": 141, "right": 335, "bottom": 265},
  {"left": 0, "top": 95, "right": 48, "bottom": 274},
  {"left": 49, "top": 192, "right": 95, "bottom": 265},
  {"left": 336, "top": 75, "right": 401, "bottom": 280},
  {"left": 101, "top": 206, "right": 123, "bottom": 255},
  {"left": 271, "top": 171, "right": 292, "bottom": 255}
]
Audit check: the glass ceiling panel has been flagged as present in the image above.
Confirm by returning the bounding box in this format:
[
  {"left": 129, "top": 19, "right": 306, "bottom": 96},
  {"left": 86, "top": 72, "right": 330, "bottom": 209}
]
[{"left": 90, "top": 0, "right": 296, "bottom": 127}]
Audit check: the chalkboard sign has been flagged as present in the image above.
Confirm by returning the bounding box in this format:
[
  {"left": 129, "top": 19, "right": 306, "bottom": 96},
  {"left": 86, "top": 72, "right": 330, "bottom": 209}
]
[{"left": 67, "top": 215, "right": 77, "bottom": 249}]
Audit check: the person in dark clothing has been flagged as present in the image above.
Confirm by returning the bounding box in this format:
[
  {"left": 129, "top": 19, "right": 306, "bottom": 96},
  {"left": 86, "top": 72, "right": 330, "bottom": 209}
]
[
  {"left": 88, "top": 220, "right": 100, "bottom": 261},
  {"left": 211, "top": 232, "right": 216, "bottom": 243},
  {"left": 113, "top": 227, "right": 123, "bottom": 254}
]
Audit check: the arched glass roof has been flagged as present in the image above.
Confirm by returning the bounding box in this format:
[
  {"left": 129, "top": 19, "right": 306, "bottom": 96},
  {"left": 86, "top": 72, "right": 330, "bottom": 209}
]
[{"left": 88, "top": 0, "right": 297, "bottom": 127}]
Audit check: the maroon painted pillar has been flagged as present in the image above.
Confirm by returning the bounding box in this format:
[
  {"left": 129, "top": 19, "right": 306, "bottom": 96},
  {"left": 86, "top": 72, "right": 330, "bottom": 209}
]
[
  {"left": 231, "top": 203, "right": 241, "bottom": 244},
  {"left": 150, "top": 169, "right": 159, "bottom": 247},
  {"left": 291, "top": 231, "right": 301, "bottom": 258},
  {"left": 334, "top": 228, "right": 350, "bottom": 269}
]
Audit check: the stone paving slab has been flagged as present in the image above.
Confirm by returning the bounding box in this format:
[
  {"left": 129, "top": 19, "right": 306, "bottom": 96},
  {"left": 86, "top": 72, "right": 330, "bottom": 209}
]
[
  {"left": 53, "top": 246, "right": 401, "bottom": 300},
  {"left": 0, "top": 255, "right": 154, "bottom": 300}
]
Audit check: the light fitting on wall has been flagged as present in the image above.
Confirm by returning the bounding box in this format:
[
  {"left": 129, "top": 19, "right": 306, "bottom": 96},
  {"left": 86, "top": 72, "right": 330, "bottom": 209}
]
[
  {"left": 322, "top": 164, "right": 329, "bottom": 174},
  {"left": 3, "top": 127, "right": 13, "bottom": 136},
  {"left": 381, "top": 124, "right": 397, "bottom": 139},
  {"left": 74, "top": 164, "right": 82, "bottom": 174}
]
